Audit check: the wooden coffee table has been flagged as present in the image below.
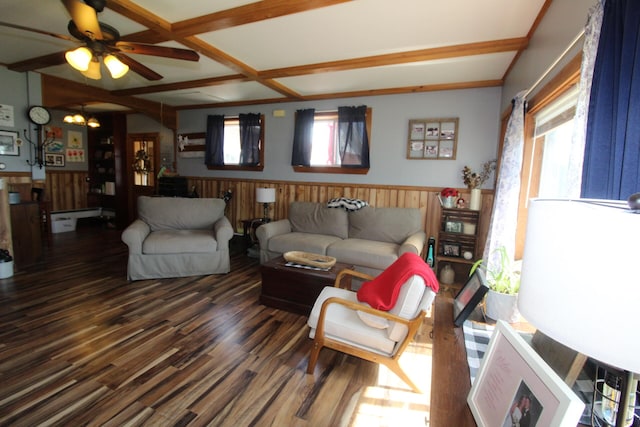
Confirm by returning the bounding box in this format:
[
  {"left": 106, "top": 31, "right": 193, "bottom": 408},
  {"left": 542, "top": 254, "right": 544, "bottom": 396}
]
[{"left": 260, "top": 256, "right": 354, "bottom": 315}]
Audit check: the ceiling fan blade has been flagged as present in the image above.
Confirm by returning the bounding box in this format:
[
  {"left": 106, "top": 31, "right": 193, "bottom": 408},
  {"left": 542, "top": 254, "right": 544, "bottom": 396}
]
[
  {"left": 61, "top": 0, "right": 103, "bottom": 40},
  {"left": 0, "top": 21, "right": 76, "bottom": 42},
  {"left": 116, "top": 54, "right": 163, "bottom": 81},
  {"left": 115, "top": 42, "right": 200, "bottom": 62}
]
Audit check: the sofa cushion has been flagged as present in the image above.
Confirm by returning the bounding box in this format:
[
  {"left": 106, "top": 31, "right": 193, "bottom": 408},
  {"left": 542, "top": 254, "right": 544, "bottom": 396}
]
[
  {"left": 327, "top": 238, "right": 399, "bottom": 270},
  {"left": 348, "top": 206, "right": 421, "bottom": 244},
  {"left": 268, "top": 232, "right": 342, "bottom": 256},
  {"left": 143, "top": 230, "right": 218, "bottom": 254},
  {"left": 289, "top": 202, "right": 349, "bottom": 239},
  {"left": 138, "top": 196, "right": 226, "bottom": 231}
]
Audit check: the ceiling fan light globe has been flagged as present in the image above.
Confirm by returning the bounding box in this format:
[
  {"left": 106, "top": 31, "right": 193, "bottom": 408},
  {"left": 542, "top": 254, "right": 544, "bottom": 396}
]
[
  {"left": 81, "top": 59, "right": 102, "bottom": 80},
  {"left": 65, "top": 47, "right": 92, "bottom": 71},
  {"left": 104, "top": 55, "right": 128, "bottom": 79},
  {"left": 63, "top": 114, "right": 75, "bottom": 123}
]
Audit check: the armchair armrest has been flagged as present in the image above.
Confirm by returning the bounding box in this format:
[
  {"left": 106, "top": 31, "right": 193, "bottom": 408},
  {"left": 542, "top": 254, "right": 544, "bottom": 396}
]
[
  {"left": 399, "top": 231, "right": 426, "bottom": 257},
  {"left": 121, "top": 219, "right": 150, "bottom": 254},
  {"left": 255, "top": 219, "right": 291, "bottom": 247},
  {"left": 213, "top": 216, "right": 234, "bottom": 245}
]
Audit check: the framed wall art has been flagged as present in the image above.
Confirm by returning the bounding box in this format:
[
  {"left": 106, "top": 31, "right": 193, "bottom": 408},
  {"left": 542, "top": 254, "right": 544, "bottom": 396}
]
[
  {"left": 0, "top": 130, "right": 19, "bottom": 156},
  {"left": 407, "top": 117, "right": 458, "bottom": 160},
  {"left": 467, "top": 320, "right": 584, "bottom": 427},
  {"left": 45, "top": 153, "right": 65, "bottom": 167}
]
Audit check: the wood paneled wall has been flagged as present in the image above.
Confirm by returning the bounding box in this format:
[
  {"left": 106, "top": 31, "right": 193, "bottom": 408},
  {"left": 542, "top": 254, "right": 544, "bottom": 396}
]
[{"left": 40, "top": 171, "right": 494, "bottom": 256}]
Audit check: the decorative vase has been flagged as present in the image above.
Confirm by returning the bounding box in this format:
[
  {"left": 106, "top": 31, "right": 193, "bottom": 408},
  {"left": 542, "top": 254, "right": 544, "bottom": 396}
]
[
  {"left": 485, "top": 289, "right": 520, "bottom": 323},
  {"left": 439, "top": 264, "right": 455, "bottom": 284},
  {"left": 469, "top": 188, "right": 482, "bottom": 210}
]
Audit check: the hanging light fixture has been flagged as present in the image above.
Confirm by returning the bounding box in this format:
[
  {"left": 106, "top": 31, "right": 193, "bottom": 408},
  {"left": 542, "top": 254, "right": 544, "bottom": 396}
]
[
  {"left": 64, "top": 47, "right": 129, "bottom": 79},
  {"left": 63, "top": 106, "right": 100, "bottom": 128}
]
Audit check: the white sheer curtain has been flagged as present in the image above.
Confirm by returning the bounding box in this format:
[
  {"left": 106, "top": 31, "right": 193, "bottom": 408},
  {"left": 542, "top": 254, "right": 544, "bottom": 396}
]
[
  {"left": 483, "top": 91, "right": 526, "bottom": 268},
  {"left": 567, "top": 0, "right": 604, "bottom": 197}
]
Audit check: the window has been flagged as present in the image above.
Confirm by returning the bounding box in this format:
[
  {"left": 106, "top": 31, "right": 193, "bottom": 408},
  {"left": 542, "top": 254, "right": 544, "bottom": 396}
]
[
  {"left": 205, "top": 114, "right": 264, "bottom": 171},
  {"left": 532, "top": 87, "right": 579, "bottom": 199},
  {"left": 292, "top": 107, "right": 371, "bottom": 174}
]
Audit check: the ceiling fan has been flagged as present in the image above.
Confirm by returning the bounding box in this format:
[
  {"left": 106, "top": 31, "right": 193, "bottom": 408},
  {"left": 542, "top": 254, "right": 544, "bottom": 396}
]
[{"left": 0, "top": 0, "right": 199, "bottom": 81}]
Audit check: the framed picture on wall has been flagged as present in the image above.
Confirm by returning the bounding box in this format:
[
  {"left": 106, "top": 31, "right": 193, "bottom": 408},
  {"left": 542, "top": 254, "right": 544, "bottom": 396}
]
[
  {"left": 45, "top": 153, "right": 65, "bottom": 167},
  {"left": 0, "top": 130, "right": 19, "bottom": 156},
  {"left": 407, "top": 118, "right": 458, "bottom": 160}
]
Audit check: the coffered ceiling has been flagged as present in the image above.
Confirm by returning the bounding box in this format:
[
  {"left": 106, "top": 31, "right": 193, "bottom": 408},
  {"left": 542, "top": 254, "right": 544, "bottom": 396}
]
[{"left": 0, "top": 0, "right": 549, "bottom": 113}]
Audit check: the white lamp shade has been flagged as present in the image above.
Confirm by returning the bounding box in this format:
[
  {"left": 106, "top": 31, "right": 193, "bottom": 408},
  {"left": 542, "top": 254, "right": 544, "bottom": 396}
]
[
  {"left": 104, "top": 55, "right": 129, "bottom": 79},
  {"left": 519, "top": 198, "right": 640, "bottom": 373},
  {"left": 65, "top": 47, "right": 92, "bottom": 71},
  {"left": 256, "top": 188, "right": 276, "bottom": 204},
  {"left": 81, "top": 59, "right": 102, "bottom": 80}
]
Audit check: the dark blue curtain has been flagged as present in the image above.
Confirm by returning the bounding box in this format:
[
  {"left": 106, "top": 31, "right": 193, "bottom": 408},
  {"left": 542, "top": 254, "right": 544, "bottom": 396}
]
[
  {"left": 582, "top": 0, "right": 640, "bottom": 199},
  {"left": 291, "top": 108, "right": 315, "bottom": 166},
  {"left": 239, "top": 113, "right": 261, "bottom": 166},
  {"left": 205, "top": 115, "right": 225, "bottom": 166},
  {"left": 338, "top": 105, "right": 370, "bottom": 167}
]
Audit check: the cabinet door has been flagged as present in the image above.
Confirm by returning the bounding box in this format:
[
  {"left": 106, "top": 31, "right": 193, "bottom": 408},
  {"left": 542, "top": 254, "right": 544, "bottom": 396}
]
[{"left": 10, "top": 203, "right": 42, "bottom": 269}]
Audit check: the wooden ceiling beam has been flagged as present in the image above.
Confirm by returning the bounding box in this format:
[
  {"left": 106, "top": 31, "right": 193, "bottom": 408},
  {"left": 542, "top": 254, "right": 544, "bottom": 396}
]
[
  {"left": 171, "top": 0, "right": 353, "bottom": 37},
  {"left": 41, "top": 74, "right": 178, "bottom": 130},
  {"left": 260, "top": 38, "right": 529, "bottom": 79}
]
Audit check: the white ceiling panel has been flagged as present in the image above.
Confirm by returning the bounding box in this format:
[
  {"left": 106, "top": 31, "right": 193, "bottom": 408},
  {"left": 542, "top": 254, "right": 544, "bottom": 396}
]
[
  {"left": 200, "top": 0, "right": 545, "bottom": 70},
  {"left": 278, "top": 52, "right": 517, "bottom": 96},
  {"left": 137, "top": 81, "right": 285, "bottom": 106}
]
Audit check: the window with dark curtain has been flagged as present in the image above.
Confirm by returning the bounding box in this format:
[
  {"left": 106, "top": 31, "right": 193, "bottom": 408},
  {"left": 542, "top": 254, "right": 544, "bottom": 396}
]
[
  {"left": 239, "top": 113, "right": 261, "bottom": 166},
  {"left": 291, "top": 108, "right": 315, "bottom": 166},
  {"left": 205, "top": 115, "right": 225, "bottom": 167},
  {"left": 338, "top": 105, "right": 370, "bottom": 167},
  {"left": 582, "top": 0, "right": 640, "bottom": 199}
]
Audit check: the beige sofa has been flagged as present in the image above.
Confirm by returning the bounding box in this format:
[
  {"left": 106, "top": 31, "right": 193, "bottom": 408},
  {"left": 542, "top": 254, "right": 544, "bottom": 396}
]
[
  {"left": 256, "top": 201, "right": 425, "bottom": 277},
  {"left": 121, "top": 196, "right": 234, "bottom": 280}
]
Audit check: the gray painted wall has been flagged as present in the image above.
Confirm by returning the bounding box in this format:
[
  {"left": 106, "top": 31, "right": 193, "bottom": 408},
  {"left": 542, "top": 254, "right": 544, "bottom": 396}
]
[
  {"left": 501, "top": 0, "right": 596, "bottom": 110},
  {"left": 177, "top": 87, "right": 502, "bottom": 189}
]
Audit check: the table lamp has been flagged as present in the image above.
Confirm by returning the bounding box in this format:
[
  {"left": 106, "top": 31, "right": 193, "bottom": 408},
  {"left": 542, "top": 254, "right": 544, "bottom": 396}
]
[
  {"left": 518, "top": 198, "right": 639, "bottom": 427},
  {"left": 256, "top": 187, "right": 276, "bottom": 221}
]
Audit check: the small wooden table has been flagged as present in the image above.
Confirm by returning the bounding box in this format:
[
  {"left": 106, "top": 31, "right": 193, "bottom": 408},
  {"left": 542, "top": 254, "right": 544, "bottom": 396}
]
[{"left": 260, "top": 256, "right": 354, "bottom": 315}]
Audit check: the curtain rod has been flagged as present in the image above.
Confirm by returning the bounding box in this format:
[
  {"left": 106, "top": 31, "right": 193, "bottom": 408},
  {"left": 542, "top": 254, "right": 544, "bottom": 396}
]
[{"left": 524, "top": 29, "right": 586, "bottom": 98}]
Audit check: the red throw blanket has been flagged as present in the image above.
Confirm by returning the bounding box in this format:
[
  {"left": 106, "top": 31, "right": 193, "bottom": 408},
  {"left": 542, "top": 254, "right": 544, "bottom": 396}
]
[{"left": 356, "top": 252, "right": 439, "bottom": 311}]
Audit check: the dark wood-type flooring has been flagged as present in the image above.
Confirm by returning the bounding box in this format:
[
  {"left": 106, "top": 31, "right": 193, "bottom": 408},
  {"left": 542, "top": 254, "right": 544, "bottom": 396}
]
[{"left": 0, "top": 221, "right": 436, "bottom": 426}]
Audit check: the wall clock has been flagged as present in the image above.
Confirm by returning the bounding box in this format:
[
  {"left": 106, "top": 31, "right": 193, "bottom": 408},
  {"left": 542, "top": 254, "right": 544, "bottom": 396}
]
[{"left": 27, "top": 105, "right": 51, "bottom": 126}]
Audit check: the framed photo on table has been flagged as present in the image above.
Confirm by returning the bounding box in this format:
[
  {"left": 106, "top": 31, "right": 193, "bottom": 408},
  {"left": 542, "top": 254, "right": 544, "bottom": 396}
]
[
  {"left": 453, "top": 267, "right": 489, "bottom": 327},
  {"left": 467, "top": 320, "right": 584, "bottom": 427}
]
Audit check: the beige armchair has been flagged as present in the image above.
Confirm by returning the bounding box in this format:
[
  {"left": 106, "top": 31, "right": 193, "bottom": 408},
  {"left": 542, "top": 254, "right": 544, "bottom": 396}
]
[
  {"left": 306, "top": 268, "right": 436, "bottom": 393},
  {"left": 121, "top": 196, "right": 233, "bottom": 280}
]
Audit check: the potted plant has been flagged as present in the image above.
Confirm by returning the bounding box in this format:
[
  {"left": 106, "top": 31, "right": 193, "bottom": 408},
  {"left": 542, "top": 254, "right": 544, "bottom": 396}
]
[{"left": 470, "top": 246, "right": 521, "bottom": 322}]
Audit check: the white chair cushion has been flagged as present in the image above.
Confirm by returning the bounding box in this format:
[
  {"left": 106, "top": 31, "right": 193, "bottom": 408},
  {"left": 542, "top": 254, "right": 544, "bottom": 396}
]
[
  {"left": 386, "top": 275, "right": 425, "bottom": 341},
  {"left": 356, "top": 307, "right": 390, "bottom": 329},
  {"left": 308, "top": 287, "right": 396, "bottom": 355}
]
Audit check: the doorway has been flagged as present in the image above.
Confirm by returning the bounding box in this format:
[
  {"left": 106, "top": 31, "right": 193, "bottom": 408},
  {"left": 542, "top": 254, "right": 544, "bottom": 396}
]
[{"left": 127, "top": 133, "right": 159, "bottom": 223}]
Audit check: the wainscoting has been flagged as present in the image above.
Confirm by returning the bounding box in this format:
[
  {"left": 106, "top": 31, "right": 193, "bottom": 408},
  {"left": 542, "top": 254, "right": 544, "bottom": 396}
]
[{"left": 34, "top": 171, "right": 494, "bottom": 256}]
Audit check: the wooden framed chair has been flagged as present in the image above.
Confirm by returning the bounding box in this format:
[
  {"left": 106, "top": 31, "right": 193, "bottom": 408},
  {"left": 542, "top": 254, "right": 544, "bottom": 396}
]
[{"left": 306, "top": 268, "right": 436, "bottom": 393}]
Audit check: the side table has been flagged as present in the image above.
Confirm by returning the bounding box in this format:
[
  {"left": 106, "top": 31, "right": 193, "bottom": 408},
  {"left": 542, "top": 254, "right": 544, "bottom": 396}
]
[{"left": 241, "top": 218, "right": 269, "bottom": 246}]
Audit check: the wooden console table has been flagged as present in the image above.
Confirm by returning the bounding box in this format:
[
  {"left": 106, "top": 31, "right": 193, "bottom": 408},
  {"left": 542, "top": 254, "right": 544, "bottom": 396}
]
[{"left": 429, "top": 295, "right": 476, "bottom": 427}]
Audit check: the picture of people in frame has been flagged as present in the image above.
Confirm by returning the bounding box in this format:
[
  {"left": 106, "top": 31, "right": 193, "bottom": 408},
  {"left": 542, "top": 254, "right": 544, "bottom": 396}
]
[{"left": 502, "top": 381, "right": 543, "bottom": 427}]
